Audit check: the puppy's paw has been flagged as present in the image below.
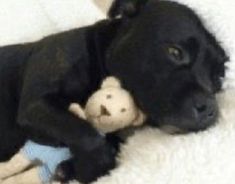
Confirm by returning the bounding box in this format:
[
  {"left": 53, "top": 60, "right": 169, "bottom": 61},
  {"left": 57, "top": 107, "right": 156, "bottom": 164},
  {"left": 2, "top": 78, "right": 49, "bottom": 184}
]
[
  {"left": 71, "top": 141, "right": 117, "bottom": 184},
  {"left": 54, "top": 159, "right": 75, "bottom": 183}
]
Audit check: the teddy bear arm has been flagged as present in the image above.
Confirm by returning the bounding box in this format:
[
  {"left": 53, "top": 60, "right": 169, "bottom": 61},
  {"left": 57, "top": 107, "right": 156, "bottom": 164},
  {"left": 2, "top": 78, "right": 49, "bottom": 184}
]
[
  {"left": 1, "top": 167, "right": 42, "bottom": 184},
  {"left": 0, "top": 152, "right": 32, "bottom": 180},
  {"left": 69, "top": 103, "right": 87, "bottom": 120},
  {"left": 132, "top": 110, "right": 146, "bottom": 126}
]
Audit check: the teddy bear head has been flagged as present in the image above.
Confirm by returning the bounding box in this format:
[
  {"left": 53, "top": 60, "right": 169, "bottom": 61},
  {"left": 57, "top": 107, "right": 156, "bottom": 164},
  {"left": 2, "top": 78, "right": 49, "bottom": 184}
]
[{"left": 85, "top": 77, "right": 145, "bottom": 133}]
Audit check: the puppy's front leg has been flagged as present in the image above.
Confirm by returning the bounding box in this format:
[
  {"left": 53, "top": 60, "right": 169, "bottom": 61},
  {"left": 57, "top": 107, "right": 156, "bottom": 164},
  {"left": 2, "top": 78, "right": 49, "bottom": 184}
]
[
  {"left": 17, "top": 97, "right": 117, "bottom": 183},
  {"left": 16, "top": 51, "right": 117, "bottom": 183}
]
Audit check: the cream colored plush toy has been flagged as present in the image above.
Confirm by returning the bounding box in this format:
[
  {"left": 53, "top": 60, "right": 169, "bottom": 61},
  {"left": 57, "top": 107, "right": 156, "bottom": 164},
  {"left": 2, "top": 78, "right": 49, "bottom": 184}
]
[
  {"left": 69, "top": 76, "right": 145, "bottom": 133},
  {"left": 0, "top": 76, "right": 145, "bottom": 184}
]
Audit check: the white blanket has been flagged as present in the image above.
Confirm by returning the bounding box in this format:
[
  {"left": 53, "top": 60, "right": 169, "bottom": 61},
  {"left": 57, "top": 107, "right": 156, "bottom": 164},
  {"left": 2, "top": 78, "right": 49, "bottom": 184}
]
[
  {"left": 0, "top": 0, "right": 105, "bottom": 46},
  {"left": 0, "top": 0, "right": 234, "bottom": 184}
]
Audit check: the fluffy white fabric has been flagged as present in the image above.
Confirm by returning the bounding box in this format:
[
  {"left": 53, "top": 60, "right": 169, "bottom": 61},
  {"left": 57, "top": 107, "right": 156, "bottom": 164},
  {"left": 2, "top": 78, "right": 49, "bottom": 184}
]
[
  {"left": 0, "top": 0, "right": 234, "bottom": 184},
  {"left": 0, "top": 0, "right": 105, "bottom": 46}
]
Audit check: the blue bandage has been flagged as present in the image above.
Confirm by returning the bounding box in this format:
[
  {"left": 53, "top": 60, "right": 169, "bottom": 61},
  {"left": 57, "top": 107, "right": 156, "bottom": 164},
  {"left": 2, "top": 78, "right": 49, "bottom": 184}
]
[{"left": 21, "top": 140, "right": 72, "bottom": 183}]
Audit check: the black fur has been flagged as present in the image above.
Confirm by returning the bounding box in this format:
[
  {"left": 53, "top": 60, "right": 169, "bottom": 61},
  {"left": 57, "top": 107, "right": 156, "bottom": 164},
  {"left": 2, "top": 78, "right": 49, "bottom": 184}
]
[{"left": 0, "top": 0, "right": 228, "bottom": 183}]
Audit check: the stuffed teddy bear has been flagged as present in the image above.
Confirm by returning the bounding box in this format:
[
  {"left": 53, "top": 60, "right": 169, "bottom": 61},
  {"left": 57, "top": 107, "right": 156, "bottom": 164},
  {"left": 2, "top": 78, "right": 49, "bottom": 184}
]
[
  {"left": 0, "top": 76, "right": 145, "bottom": 184},
  {"left": 69, "top": 76, "right": 145, "bottom": 133}
]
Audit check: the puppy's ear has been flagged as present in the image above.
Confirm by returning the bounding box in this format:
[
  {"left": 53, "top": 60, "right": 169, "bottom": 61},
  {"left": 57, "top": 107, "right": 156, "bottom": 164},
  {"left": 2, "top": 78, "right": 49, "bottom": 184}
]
[{"left": 108, "top": 0, "right": 148, "bottom": 18}]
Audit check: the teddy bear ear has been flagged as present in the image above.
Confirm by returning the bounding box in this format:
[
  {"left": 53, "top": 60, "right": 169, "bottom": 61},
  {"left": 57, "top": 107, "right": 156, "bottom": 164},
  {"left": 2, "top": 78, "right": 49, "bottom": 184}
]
[{"left": 101, "top": 76, "right": 122, "bottom": 89}]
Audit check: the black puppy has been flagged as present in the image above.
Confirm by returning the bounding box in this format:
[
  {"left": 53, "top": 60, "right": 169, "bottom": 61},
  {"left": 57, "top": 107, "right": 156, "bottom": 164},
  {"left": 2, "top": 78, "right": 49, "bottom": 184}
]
[{"left": 0, "top": 0, "right": 228, "bottom": 183}]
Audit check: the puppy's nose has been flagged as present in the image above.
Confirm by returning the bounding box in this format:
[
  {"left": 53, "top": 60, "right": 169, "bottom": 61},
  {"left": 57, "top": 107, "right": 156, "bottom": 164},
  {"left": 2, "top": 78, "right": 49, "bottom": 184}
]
[
  {"left": 193, "top": 96, "right": 217, "bottom": 124},
  {"left": 100, "top": 105, "right": 111, "bottom": 116}
]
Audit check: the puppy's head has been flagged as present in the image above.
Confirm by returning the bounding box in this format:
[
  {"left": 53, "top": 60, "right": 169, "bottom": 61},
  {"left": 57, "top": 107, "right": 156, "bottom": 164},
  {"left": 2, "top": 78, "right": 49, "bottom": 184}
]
[{"left": 104, "top": 0, "right": 228, "bottom": 132}]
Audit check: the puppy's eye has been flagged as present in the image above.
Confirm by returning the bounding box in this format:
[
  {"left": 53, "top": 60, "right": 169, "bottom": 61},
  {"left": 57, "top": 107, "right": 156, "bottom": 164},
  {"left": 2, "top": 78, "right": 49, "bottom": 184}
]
[
  {"left": 166, "top": 45, "right": 189, "bottom": 65},
  {"left": 167, "top": 46, "right": 183, "bottom": 61}
]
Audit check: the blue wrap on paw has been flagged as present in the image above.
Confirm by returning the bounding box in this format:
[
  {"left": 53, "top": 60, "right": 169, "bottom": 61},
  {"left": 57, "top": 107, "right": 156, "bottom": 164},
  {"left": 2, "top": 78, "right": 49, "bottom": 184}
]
[{"left": 21, "top": 140, "right": 72, "bottom": 183}]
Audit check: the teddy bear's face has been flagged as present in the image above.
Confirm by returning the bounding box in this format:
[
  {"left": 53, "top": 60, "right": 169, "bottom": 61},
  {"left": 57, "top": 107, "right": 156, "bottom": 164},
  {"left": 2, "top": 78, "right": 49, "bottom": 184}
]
[{"left": 85, "top": 87, "right": 139, "bottom": 133}]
